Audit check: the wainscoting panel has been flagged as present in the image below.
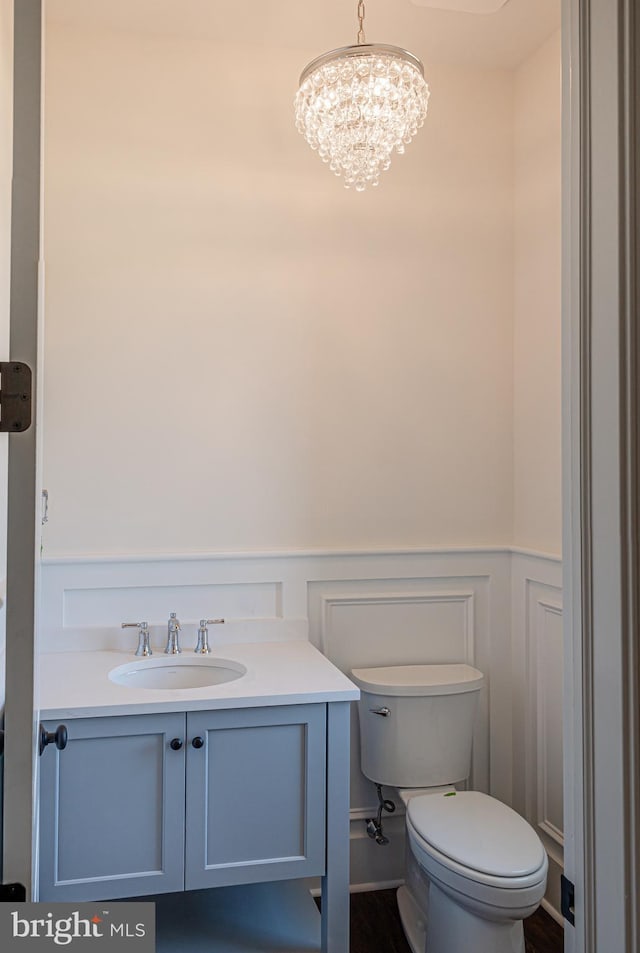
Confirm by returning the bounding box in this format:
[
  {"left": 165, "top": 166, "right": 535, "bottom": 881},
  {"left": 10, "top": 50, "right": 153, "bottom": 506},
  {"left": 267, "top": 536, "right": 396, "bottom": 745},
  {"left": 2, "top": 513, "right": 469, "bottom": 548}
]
[
  {"left": 316, "top": 589, "right": 475, "bottom": 664},
  {"left": 511, "top": 551, "right": 563, "bottom": 922},
  {"left": 535, "top": 597, "right": 564, "bottom": 847},
  {"left": 308, "top": 576, "right": 490, "bottom": 813},
  {"left": 305, "top": 550, "right": 513, "bottom": 892},
  {"left": 63, "top": 581, "right": 283, "bottom": 629},
  {"left": 38, "top": 547, "right": 561, "bottom": 899},
  {"left": 39, "top": 554, "right": 312, "bottom": 653}
]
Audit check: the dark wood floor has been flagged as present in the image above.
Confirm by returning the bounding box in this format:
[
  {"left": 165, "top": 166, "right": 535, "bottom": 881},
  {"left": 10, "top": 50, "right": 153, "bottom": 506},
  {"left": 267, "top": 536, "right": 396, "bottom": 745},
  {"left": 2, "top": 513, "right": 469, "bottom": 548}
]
[{"left": 347, "top": 889, "right": 564, "bottom": 953}]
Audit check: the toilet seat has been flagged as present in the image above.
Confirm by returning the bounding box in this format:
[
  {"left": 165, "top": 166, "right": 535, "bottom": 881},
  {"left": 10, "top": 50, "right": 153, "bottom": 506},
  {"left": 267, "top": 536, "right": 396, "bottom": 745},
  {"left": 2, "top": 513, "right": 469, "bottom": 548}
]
[
  {"left": 405, "top": 791, "right": 548, "bottom": 912},
  {"left": 406, "top": 790, "right": 546, "bottom": 878}
]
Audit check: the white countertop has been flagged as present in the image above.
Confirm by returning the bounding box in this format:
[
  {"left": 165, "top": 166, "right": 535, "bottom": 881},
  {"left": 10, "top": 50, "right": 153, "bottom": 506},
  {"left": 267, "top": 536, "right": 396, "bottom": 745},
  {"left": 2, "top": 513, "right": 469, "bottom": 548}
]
[{"left": 38, "top": 640, "right": 359, "bottom": 719}]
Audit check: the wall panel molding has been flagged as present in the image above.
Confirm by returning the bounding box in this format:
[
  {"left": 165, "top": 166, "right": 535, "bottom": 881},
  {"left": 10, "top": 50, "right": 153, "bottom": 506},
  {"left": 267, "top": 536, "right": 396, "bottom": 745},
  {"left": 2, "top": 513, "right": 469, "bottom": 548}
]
[
  {"left": 536, "top": 599, "right": 564, "bottom": 858},
  {"left": 511, "top": 551, "right": 563, "bottom": 916},
  {"left": 316, "top": 589, "right": 475, "bottom": 662}
]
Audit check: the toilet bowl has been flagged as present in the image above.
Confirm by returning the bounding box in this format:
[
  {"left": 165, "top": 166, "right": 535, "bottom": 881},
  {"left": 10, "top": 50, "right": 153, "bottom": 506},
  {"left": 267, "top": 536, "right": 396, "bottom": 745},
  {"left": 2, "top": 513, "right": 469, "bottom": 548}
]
[
  {"left": 350, "top": 664, "right": 548, "bottom": 953},
  {"left": 404, "top": 790, "right": 547, "bottom": 953}
]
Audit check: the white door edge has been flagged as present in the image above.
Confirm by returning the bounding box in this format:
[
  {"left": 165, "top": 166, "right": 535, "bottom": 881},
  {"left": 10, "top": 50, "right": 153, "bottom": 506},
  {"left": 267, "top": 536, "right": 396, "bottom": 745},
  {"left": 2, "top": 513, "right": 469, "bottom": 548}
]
[{"left": 2, "top": 0, "right": 43, "bottom": 899}]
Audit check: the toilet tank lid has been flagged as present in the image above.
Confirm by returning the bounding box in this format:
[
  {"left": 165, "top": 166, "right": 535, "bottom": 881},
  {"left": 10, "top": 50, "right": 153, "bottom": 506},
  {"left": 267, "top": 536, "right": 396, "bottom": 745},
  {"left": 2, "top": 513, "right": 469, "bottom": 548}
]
[{"left": 350, "top": 663, "right": 484, "bottom": 696}]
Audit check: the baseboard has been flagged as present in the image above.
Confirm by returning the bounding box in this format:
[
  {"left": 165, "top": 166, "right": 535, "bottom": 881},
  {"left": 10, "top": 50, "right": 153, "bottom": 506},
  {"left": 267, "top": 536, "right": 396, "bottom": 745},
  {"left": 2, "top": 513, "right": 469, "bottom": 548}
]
[
  {"left": 541, "top": 898, "right": 564, "bottom": 927},
  {"left": 350, "top": 805, "right": 405, "bottom": 822},
  {"left": 349, "top": 880, "right": 404, "bottom": 894},
  {"left": 309, "top": 879, "right": 404, "bottom": 897}
]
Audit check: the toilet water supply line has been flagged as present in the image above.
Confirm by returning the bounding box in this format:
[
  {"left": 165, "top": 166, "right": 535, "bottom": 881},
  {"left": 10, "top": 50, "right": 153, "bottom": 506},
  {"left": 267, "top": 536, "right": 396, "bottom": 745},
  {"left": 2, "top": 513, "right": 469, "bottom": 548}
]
[{"left": 366, "top": 784, "right": 396, "bottom": 845}]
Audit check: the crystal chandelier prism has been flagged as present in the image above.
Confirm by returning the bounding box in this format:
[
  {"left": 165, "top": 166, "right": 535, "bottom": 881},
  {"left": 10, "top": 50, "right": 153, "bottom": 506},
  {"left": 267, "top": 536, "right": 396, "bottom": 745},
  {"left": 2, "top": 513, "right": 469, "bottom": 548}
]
[{"left": 295, "top": 0, "right": 430, "bottom": 191}]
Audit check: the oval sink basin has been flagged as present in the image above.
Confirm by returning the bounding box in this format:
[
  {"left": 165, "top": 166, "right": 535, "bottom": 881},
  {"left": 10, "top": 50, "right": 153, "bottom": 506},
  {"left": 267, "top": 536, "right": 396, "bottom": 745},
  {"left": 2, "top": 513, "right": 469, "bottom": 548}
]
[{"left": 109, "top": 656, "right": 246, "bottom": 690}]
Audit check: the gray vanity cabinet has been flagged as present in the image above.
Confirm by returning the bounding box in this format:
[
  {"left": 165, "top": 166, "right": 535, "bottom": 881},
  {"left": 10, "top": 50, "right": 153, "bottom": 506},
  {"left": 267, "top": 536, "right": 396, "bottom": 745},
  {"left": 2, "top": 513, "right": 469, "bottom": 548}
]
[
  {"left": 39, "top": 704, "right": 327, "bottom": 901},
  {"left": 184, "top": 704, "right": 326, "bottom": 889},
  {"left": 38, "top": 711, "right": 186, "bottom": 902}
]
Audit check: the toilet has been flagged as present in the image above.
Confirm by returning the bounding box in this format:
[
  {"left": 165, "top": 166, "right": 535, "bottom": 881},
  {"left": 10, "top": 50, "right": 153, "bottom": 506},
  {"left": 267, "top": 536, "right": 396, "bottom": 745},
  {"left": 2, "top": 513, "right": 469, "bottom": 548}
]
[{"left": 350, "top": 663, "right": 548, "bottom": 953}]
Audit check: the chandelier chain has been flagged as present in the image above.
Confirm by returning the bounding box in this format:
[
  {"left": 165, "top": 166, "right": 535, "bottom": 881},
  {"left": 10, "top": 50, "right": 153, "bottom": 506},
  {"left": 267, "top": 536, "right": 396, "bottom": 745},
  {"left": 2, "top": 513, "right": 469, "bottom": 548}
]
[{"left": 357, "top": 0, "right": 366, "bottom": 44}]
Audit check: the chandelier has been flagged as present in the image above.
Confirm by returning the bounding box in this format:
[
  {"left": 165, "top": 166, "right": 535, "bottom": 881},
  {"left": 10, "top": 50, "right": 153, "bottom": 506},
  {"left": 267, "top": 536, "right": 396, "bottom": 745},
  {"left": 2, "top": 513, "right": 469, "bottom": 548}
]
[{"left": 294, "top": 0, "right": 430, "bottom": 191}]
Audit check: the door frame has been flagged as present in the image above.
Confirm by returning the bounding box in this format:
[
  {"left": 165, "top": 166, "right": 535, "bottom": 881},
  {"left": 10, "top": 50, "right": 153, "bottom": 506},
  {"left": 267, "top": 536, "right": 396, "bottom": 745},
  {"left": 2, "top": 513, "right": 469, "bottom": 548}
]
[
  {"left": 2, "top": 0, "right": 42, "bottom": 899},
  {"left": 562, "top": 0, "right": 640, "bottom": 949},
  {"left": 3, "top": 0, "right": 640, "bottom": 942}
]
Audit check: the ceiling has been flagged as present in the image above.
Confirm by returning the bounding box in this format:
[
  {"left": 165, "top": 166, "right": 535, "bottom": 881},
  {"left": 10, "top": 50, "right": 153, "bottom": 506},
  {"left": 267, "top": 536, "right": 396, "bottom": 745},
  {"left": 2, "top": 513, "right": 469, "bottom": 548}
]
[{"left": 46, "top": 0, "right": 560, "bottom": 71}]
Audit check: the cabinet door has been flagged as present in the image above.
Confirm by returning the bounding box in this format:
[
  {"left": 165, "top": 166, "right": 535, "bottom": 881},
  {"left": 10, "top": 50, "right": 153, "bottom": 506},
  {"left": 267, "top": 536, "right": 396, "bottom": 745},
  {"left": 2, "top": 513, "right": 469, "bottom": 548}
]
[
  {"left": 39, "top": 713, "right": 186, "bottom": 901},
  {"left": 185, "top": 704, "right": 326, "bottom": 889}
]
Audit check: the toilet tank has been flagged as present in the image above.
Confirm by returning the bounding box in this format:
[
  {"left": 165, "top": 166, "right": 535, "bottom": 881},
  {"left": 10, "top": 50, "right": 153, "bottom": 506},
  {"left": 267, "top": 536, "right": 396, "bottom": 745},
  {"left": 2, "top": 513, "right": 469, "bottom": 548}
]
[{"left": 350, "top": 664, "right": 484, "bottom": 788}]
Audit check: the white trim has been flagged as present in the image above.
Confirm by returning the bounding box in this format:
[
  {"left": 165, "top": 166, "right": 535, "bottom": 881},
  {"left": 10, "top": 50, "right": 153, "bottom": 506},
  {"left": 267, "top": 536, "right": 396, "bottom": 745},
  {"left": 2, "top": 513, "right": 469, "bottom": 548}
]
[
  {"left": 41, "top": 545, "right": 539, "bottom": 566},
  {"left": 537, "top": 599, "right": 563, "bottom": 615},
  {"left": 509, "top": 547, "right": 562, "bottom": 562},
  {"left": 349, "top": 880, "right": 404, "bottom": 894},
  {"left": 536, "top": 599, "right": 564, "bottom": 854},
  {"left": 563, "top": 0, "right": 640, "bottom": 947},
  {"left": 39, "top": 548, "right": 513, "bottom": 653},
  {"left": 561, "top": 1, "right": 584, "bottom": 948},
  {"left": 350, "top": 806, "right": 406, "bottom": 822},
  {"left": 539, "top": 820, "right": 564, "bottom": 852},
  {"left": 526, "top": 587, "right": 563, "bottom": 834},
  {"left": 318, "top": 590, "right": 475, "bottom": 662},
  {"left": 541, "top": 898, "right": 565, "bottom": 928},
  {"left": 309, "top": 880, "right": 405, "bottom": 897},
  {"left": 2, "top": 0, "right": 43, "bottom": 899}
]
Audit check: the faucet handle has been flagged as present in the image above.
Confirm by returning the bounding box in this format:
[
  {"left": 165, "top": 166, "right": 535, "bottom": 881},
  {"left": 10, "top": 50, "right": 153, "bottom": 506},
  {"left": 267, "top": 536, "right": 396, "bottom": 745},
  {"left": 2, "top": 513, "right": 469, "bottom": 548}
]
[
  {"left": 195, "top": 618, "right": 225, "bottom": 654},
  {"left": 121, "top": 621, "right": 152, "bottom": 657},
  {"left": 165, "top": 613, "right": 182, "bottom": 654}
]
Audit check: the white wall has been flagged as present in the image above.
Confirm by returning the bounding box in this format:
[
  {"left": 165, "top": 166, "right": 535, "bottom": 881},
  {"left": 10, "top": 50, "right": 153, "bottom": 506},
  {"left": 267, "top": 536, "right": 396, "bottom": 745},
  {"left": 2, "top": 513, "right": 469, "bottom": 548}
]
[
  {"left": 42, "top": 22, "right": 514, "bottom": 557},
  {"left": 513, "top": 30, "right": 562, "bottom": 555},
  {"left": 0, "top": 0, "right": 14, "bottom": 705}
]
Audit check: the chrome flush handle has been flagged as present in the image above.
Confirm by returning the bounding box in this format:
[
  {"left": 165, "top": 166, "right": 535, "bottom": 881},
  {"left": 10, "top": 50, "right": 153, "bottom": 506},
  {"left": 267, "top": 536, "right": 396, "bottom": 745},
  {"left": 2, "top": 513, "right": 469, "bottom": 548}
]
[{"left": 369, "top": 707, "right": 391, "bottom": 717}]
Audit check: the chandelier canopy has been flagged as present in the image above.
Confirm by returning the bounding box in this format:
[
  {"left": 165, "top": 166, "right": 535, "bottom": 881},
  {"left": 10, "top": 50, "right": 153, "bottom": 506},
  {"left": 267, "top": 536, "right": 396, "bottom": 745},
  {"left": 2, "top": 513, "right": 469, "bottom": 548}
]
[{"left": 295, "top": 1, "right": 430, "bottom": 191}]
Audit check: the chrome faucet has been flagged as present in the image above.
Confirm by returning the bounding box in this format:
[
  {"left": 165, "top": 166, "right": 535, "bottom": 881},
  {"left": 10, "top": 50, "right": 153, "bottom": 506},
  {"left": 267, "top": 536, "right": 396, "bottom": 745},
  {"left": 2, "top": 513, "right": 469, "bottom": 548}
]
[
  {"left": 165, "top": 612, "right": 182, "bottom": 654},
  {"left": 122, "top": 621, "right": 152, "bottom": 657},
  {"left": 194, "top": 618, "right": 225, "bottom": 654}
]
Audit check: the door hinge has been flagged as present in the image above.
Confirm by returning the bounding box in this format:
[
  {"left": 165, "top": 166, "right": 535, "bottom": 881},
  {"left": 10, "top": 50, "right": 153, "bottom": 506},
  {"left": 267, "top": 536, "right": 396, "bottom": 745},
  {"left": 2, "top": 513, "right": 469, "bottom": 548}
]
[
  {"left": 0, "top": 361, "right": 32, "bottom": 433},
  {"left": 561, "top": 873, "right": 575, "bottom": 926},
  {"left": 0, "top": 883, "right": 27, "bottom": 902}
]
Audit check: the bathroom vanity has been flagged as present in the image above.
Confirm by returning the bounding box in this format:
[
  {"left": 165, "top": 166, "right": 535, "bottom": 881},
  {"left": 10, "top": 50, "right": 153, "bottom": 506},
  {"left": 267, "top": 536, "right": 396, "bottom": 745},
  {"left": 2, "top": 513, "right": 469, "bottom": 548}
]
[{"left": 37, "top": 641, "right": 358, "bottom": 953}]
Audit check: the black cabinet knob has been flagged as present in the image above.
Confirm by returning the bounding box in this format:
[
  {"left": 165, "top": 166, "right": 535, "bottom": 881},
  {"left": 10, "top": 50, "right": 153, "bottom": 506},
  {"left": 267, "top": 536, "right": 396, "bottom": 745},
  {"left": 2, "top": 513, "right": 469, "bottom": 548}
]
[
  {"left": 169, "top": 738, "right": 183, "bottom": 751},
  {"left": 191, "top": 736, "right": 204, "bottom": 749},
  {"left": 39, "top": 723, "right": 68, "bottom": 756}
]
